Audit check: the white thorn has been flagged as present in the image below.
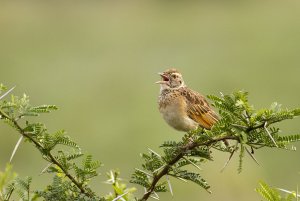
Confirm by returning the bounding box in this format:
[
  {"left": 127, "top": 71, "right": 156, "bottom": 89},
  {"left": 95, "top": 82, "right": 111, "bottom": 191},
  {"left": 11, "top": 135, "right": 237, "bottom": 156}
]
[
  {"left": 0, "top": 86, "right": 15, "bottom": 100},
  {"left": 264, "top": 122, "right": 278, "bottom": 147},
  {"left": 9, "top": 136, "right": 23, "bottom": 163},
  {"left": 166, "top": 175, "right": 173, "bottom": 196}
]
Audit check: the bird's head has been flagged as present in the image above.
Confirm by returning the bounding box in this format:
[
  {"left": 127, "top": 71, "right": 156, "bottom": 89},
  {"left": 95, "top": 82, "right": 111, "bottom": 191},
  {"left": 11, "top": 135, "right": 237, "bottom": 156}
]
[{"left": 156, "top": 68, "right": 185, "bottom": 90}]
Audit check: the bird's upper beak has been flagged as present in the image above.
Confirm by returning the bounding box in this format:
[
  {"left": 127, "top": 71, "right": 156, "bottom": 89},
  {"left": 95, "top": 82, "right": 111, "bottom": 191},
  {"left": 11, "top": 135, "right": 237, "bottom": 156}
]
[{"left": 155, "top": 73, "right": 169, "bottom": 84}]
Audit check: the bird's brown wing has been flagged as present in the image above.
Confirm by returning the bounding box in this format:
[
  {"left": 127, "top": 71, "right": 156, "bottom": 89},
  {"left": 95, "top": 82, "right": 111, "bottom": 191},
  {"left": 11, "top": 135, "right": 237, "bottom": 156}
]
[{"left": 179, "top": 87, "right": 219, "bottom": 129}]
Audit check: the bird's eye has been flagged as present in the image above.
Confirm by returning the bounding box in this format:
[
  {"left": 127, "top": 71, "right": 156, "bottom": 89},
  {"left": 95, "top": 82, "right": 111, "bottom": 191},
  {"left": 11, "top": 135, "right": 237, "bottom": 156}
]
[{"left": 172, "top": 74, "right": 177, "bottom": 78}]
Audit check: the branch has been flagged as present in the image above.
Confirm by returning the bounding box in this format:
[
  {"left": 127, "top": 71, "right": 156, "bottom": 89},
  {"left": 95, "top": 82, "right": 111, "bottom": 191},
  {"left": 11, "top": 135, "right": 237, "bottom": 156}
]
[
  {"left": 138, "top": 116, "right": 285, "bottom": 201},
  {"left": 0, "top": 109, "right": 94, "bottom": 198},
  {"left": 139, "top": 135, "right": 238, "bottom": 201}
]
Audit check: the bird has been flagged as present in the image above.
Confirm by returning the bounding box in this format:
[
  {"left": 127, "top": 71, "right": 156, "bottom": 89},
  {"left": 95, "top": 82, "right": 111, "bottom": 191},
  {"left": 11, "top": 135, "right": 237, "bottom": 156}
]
[{"left": 156, "top": 68, "right": 219, "bottom": 132}]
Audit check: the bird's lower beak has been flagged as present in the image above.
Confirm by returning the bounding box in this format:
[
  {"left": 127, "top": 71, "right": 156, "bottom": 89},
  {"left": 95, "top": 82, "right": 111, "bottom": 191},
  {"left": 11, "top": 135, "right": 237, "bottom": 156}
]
[
  {"left": 155, "top": 80, "right": 167, "bottom": 84},
  {"left": 155, "top": 73, "right": 169, "bottom": 84}
]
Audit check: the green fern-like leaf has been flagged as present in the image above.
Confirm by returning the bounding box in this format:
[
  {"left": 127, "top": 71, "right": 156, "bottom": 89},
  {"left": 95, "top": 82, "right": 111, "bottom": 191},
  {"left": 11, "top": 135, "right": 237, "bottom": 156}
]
[
  {"left": 24, "top": 122, "right": 46, "bottom": 136},
  {"left": 256, "top": 181, "right": 282, "bottom": 201},
  {"left": 66, "top": 152, "right": 84, "bottom": 161},
  {"left": 15, "top": 177, "right": 32, "bottom": 201},
  {"left": 154, "top": 182, "right": 167, "bottom": 192},
  {"left": 83, "top": 155, "right": 93, "bottom": 169},
  {"left": 52, "top": 130, "right": 79, "bottom": 148},
  {"left": 277, "top": 134, "right": 300, "bottom": 144},
  {"left": 175, "top": 158, "right": 201, "bottom": 169},
  {"left": 172, "top": 170, "right": 210, "bottom": 191},
  {"left": 29, "top": 105, "right": 58, "bottom": 114},
  {"left": 189, "top": 147, "right": 213, "bottom": 161},
  {"left": 130, "top": 171, "right": 150, "bottom": 188},
  {"left": 15, "top": 177, "right": 31, "bottom": 191},
  {"left": 140, "top": 151, "right": 164, "bottom": 173},
  {"left": 160, "top": 141, "right": 179, "bottom": 148}
]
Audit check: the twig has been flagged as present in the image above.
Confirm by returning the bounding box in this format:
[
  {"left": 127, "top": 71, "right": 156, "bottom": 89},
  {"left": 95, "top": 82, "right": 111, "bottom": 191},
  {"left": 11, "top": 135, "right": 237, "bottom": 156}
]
[
  {"left": 246, "top": 119, "right": 283, "bottom": 133},
  {"left": 0, "top": 110, "right": 94, "bottom": 198},
  {"left": 139, "top": 135, "right": 239, "bottom": 201},
  {"left": 139, "top": 120, "right": 274, "bottom": 201}
]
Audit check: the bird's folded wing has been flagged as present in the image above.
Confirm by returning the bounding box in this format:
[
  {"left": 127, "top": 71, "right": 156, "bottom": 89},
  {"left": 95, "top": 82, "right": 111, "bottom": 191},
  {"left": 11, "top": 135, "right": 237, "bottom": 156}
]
[{"left": 180, "top": 88, "right": 219, "bottom": 129}]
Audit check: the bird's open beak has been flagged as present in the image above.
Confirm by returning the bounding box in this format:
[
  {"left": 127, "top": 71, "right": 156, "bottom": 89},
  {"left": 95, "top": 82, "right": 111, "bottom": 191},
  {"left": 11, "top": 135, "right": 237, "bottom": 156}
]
[{"left": 155, "top": 73, "right": 169, "bottom": 84}]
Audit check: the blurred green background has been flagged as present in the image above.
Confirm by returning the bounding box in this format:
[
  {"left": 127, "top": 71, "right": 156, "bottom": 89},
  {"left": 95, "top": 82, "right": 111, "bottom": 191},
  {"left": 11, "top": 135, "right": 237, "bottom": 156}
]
[{"left": 1, "top": 1, "right": 300, "bottom": 200}]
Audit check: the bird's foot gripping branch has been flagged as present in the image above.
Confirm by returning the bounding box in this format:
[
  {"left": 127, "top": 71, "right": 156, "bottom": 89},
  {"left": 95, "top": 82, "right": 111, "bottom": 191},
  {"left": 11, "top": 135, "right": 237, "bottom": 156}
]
[{"left": 0, "top": 84, "right": 300, "bottom": 201}]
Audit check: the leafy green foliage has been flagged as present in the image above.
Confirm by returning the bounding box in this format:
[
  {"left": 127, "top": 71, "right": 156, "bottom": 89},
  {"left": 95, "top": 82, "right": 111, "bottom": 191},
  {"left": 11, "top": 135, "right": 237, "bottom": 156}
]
[
  {"left": 256, "top": 181, "right": 297, "bottom": 201},
  {"left": 35, "top": 175, "right": 100, "bottom": 201},
  {"left": 104, "top": 170, "right": 136, "bottom": 201},
  {"left": 0, "top": 85, "right": 101, "bottom": 200},
  {"left": 73, "top": 155, "right": 101, "bottom": 185},
  {"left": 14, "top": 177, "right": 32, "bottom": 201},
  {"left": 1, "top": 85, "right": 300, "bottom": 201},
  {"left": 133, "top": 91, "right": 300, "bottom": 200},
  {"left": 207, "top": 91, "right": 300, "bottom": 170},
  {"left": 0, "top": 84, "right": 7, "bottom": 93},
  {"left": 0, "top": 164, "right": 17, "bottom": 201}
]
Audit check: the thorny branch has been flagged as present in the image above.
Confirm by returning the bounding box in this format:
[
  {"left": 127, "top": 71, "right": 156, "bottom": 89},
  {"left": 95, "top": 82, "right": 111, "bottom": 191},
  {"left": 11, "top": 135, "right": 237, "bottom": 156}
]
[
  {"left": 139, "top": 120, "right": 277, "bottom": 201},
  {"left": 139, "top": 135, "right": 238, "bottom": 201},
  {"left": 0, "top": 109, "right": 95, "bottom": 198}
]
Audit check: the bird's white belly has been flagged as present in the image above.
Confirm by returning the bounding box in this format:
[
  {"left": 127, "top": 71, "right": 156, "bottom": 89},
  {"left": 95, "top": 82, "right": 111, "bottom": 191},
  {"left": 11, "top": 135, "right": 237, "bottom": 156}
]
[{"left": 160, "top": 101, "right": 198, "bottom": 132}]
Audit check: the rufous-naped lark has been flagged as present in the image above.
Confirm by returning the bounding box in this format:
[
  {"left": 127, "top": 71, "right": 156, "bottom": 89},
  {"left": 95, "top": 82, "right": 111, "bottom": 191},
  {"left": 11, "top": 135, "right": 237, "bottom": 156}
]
[{"left": 156, "top": 68, "right": 219, "bottom": 132}]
